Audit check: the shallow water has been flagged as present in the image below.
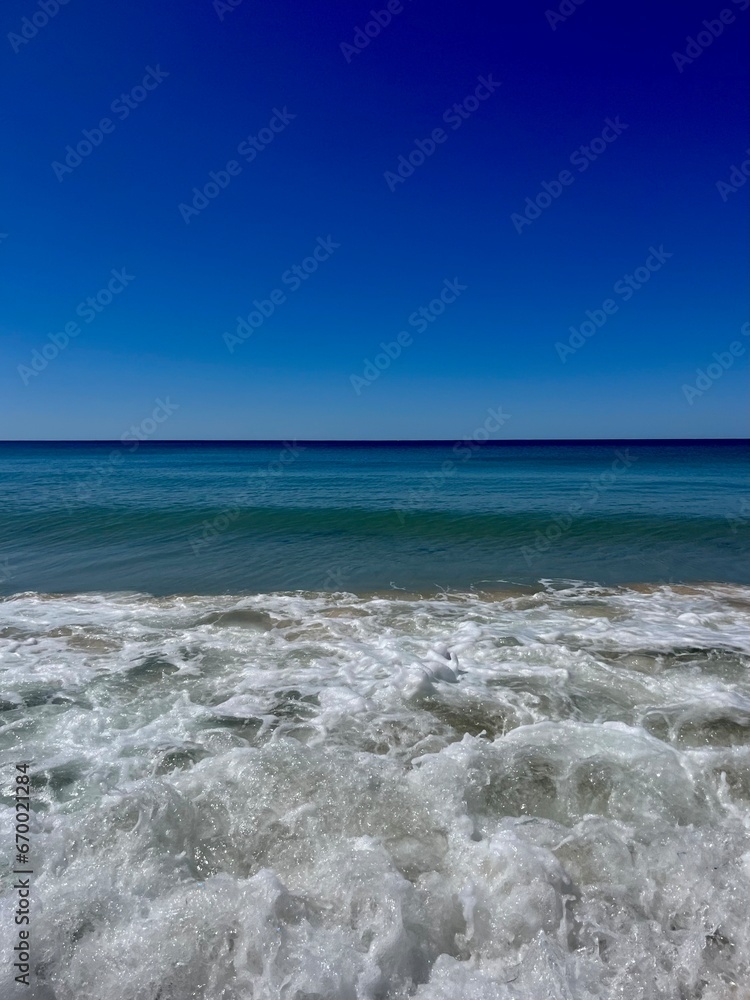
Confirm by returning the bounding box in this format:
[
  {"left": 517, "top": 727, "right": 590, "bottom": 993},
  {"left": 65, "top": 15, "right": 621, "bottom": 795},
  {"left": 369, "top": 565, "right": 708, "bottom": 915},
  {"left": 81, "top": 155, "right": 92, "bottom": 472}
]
[{"left": 2, "top": 582, "right": 750, "bottom": 998}]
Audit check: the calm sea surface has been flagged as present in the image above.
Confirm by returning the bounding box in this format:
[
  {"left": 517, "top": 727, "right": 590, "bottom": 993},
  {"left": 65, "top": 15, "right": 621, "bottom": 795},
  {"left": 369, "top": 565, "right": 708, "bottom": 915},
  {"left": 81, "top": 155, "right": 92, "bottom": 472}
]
[{"left": 0, "top": 440, "right": 747, "bottom": 594}]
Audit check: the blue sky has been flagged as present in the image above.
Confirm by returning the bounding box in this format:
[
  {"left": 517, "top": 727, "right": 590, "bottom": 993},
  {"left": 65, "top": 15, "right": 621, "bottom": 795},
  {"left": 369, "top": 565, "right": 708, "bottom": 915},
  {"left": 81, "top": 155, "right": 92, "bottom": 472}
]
[{"left": 1, "top": 0, "right": 748, "bottom": 439}]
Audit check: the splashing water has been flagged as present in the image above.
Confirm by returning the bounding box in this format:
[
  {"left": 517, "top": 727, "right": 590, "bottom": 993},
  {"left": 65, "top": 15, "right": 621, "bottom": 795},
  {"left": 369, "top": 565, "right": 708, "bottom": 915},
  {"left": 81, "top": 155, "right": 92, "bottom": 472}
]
[{"left": 1, "top": 582, "right": 750, "bottom": 999}]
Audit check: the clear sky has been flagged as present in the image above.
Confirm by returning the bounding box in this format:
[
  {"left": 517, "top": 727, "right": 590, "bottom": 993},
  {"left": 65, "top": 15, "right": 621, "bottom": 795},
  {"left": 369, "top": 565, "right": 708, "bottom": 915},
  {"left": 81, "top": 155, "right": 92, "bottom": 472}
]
[{"left": 2, "top": 0, "right": 748, "bottom": 439}]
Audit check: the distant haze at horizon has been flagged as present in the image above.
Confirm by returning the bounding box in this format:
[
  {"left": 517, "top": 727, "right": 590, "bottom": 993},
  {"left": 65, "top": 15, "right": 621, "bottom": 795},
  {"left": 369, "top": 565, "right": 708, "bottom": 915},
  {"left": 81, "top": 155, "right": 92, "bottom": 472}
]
[{"left": 1, "top": 438, "right": 748, "bottom": 445}]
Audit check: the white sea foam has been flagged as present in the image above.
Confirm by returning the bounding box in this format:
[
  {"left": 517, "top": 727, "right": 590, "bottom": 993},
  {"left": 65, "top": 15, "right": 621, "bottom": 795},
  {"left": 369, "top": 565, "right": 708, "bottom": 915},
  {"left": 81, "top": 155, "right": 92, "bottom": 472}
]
[{"left": 1, "top": 583, "right": 750, "bottom": 999}]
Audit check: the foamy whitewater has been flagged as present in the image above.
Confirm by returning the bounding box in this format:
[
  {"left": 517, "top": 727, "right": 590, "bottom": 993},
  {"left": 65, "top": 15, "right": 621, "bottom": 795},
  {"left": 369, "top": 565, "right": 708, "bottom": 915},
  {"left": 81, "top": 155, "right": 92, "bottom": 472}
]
[{"left": 2, "top": 582, "right": 750, "bottom": 999}]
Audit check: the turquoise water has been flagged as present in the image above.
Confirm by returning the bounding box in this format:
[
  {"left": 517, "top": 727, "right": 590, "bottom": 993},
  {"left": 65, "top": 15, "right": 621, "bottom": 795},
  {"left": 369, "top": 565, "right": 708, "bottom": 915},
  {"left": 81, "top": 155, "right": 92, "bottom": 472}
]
[{"left": 1, "top": 441, "right": 747, "bottom": 593}]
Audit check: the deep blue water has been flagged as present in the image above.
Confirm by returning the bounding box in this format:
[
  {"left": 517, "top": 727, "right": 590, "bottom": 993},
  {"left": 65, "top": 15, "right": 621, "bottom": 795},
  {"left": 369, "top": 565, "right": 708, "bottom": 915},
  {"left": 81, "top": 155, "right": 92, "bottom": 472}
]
[{"left": 0, "top": 441, "right": 748, "bottom": 594}]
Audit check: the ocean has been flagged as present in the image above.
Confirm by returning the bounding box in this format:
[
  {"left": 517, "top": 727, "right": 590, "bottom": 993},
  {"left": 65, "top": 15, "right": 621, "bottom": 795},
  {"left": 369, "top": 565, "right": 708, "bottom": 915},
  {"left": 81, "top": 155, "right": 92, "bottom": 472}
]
[
  {"left": 0, "top": 440, "right": 748, "bottom": 594},
  {"left": 1, "top": 440, "right": 749, "bottom": 999}
]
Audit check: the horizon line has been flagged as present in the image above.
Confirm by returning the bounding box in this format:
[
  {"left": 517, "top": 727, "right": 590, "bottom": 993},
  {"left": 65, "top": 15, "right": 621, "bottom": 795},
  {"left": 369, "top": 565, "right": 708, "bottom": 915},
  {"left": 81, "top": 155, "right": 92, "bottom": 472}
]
[{"left": 0, "top": 438, "right": 747, "bottom": 446}]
